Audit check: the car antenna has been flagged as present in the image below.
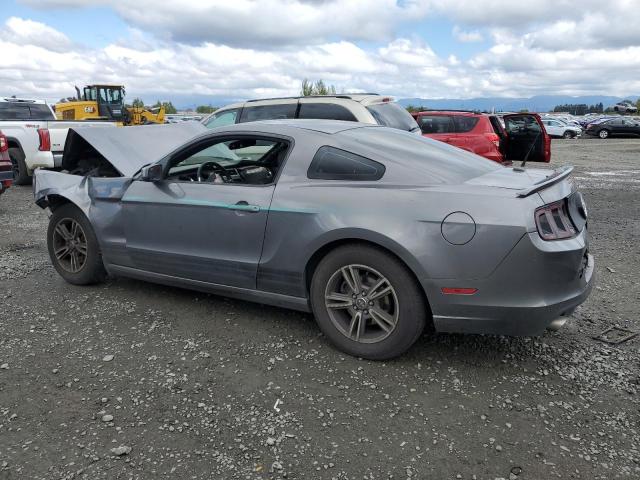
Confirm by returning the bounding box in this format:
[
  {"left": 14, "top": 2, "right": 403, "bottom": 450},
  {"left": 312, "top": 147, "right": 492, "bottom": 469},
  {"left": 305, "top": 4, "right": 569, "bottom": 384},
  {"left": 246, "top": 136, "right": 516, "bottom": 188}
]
[{"left": 520, "top": 130, "right": 542, "bottom": 168}]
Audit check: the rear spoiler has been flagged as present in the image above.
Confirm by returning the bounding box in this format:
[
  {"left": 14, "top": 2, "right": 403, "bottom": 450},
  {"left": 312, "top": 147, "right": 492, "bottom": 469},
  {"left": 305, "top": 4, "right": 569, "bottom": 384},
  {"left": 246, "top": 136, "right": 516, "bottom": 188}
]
[{"left": 516, "top": 165, "right": 574, "bottom": 198}]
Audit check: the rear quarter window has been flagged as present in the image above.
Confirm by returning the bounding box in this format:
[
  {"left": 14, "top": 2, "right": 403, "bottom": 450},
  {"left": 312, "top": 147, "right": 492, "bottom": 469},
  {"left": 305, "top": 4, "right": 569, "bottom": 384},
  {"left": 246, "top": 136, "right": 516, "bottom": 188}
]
[
  {"left": 298, "top": 103, "right": 357, "bottom": 122},
  {"left": 239, "top": 104, "right": 297, "bottom": 123},
  {"left": 418, "top": 115, "right": 455, "bottom": 134},
  {"left": 453, "top": 116, "right": 479, "bottom": 132},
  {"left": 307, "top": 146, "right": 385, "bottom": 181}
]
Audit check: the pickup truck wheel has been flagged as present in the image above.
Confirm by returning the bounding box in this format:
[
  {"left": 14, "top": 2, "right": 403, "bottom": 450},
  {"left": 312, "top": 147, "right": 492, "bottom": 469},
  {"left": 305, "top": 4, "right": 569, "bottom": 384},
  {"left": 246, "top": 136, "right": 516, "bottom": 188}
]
[
  {"left": 9, "top": 147, "right": 31, "bottom": 185},
  {"left": 47, "top": 203, "right": 107, "bottom": 285}
]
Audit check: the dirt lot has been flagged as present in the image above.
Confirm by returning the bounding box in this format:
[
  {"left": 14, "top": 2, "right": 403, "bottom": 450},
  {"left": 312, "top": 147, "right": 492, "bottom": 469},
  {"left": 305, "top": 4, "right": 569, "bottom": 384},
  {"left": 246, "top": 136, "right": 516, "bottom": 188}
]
[{"left": 1, "top": 137, "right": 639, "bottom": 480}]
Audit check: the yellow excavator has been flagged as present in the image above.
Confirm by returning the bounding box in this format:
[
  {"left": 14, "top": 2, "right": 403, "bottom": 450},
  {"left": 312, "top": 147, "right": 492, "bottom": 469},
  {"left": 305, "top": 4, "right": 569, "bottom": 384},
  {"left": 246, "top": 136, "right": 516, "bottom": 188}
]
[{"left": 54, "top": 85, "right": 165, "bottom": 125}]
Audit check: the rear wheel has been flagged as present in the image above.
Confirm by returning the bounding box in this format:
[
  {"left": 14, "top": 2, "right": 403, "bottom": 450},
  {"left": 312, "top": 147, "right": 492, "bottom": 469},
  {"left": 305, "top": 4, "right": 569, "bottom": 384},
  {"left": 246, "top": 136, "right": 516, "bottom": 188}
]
[
  {"left": 562, "top": 130, "right": 574, "bottom": 139},
  {"left": 310, "top": 244, "right": 427, "bottom": 360},
  {"left": 9, "top": 147, "right": 31, "bottom": 185},
  {"left": 598, "top": 129, "right": 609, "bottom": 139},
  {"left": 47, "top": 203, "right": 107, "bottom": 285}
]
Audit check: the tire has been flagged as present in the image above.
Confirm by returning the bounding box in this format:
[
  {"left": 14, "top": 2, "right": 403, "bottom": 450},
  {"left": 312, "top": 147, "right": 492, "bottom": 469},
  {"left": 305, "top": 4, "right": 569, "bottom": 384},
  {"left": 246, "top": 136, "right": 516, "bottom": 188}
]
[
  {"left": 47, "top": 203, "right": 107, "bottom": 285},
  {"left": 310, "top": 244, "right": 427, "bottom": 360},
  {"left": 9, "top": 147, "right": 31, "bottom": 185},
  {"left": 598, "top": 129, "right": 609, "bottom": 139},
  {"left": 562, "top": 130, "right": 574, "bottom": 139}
]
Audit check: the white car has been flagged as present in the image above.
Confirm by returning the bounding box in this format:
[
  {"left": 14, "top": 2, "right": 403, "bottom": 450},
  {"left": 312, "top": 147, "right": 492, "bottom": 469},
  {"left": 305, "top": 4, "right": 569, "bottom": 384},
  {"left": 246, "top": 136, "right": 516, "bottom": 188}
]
[
  {"left": 541, "top": 118, "right": 582, "bottom": 139},
  {"left": 0, "top": 97, "right": 116, "bottom": 184},
  {"left": 202, "top": 94, "right": 421, "bottom": 134}
]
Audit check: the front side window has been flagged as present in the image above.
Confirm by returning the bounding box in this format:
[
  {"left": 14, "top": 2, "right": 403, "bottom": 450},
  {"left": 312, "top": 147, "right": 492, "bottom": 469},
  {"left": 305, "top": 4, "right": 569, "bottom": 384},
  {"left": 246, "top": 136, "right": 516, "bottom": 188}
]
[
  {"left": 239, "top": 104, "right": 297, "bottom": 123},
  {"left": 205, "top": 109, "right": 238, "bottom": 128},
  {"left": 166, "top": 136, "right": 289, "bottom": 185},
  {"left": 307, "top": 146, "right": 385, "bottom": 181},
  {"left": 298, "top": 103, "right": 358, "bottom": 122}
]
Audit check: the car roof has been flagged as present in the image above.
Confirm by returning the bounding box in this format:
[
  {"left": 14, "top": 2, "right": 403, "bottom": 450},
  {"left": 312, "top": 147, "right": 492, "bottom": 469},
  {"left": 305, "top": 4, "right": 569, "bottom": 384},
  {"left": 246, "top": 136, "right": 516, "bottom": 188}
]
[
  {"left": 209, "top": 118, "right": 377, "bottom": 135},
  {"left": 414, "top": 110, "right": 483, "bottom": 117},
  {"left": 0, "top": 97, "right": 48, "bottom": 104},
  {"left": 217, "top": 94, "right": 394, "bottom": 111}
]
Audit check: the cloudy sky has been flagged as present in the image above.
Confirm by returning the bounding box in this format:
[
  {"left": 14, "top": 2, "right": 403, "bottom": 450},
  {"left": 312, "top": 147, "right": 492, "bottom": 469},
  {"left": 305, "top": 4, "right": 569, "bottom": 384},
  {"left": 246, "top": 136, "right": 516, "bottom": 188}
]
[{"left": 2, "top": 0, "right": 640, "bottom": 106}]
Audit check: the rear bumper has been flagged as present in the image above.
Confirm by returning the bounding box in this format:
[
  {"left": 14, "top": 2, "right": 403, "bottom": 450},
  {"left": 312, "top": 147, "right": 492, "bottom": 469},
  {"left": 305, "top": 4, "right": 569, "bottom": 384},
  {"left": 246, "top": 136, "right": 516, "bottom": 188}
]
[
  {"left": 428, "top": 229, "right": 595, "bottom": 336},
  {"left": 0, "top": 170, "right": 13, "bottom": 193}
]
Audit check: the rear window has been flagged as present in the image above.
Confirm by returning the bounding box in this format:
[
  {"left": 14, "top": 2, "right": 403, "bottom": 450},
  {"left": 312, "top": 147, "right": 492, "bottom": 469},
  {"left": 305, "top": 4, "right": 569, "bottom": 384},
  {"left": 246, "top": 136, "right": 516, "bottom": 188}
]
[
  {"left": 308, "top": 146, "right": 385, "bottom": 181},
  {"left": 0, "top": 102, "right": 54, "bottom": 120},
  {"left": 298, "top": 103, "right": 357, "bottom": 122},
  {"left": 366, "top": 102, "right": 419, "bottom": 132},
  {"left": 239, "top": 104, "right": 296, "bottom": 123},
  {"left": 29, "top": 104, "right": 56, "bottom": 120}
]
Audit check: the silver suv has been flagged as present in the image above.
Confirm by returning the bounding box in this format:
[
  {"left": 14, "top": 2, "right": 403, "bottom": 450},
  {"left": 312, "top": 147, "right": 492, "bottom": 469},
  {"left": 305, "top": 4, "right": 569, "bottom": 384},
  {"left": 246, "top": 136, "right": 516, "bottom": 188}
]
[{"left": 202, "top": 94, "right": 420, "bottom": 133}]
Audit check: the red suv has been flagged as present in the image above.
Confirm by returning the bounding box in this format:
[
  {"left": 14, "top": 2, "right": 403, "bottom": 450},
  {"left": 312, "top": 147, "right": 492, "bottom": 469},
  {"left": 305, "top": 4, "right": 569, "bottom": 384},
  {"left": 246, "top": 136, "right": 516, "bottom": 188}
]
[
  {"left": 412, "top": 111, "right": 551, "bottom": 164},
  {"left": 0, "top": 131, "right": 13, "bottom": 196}
]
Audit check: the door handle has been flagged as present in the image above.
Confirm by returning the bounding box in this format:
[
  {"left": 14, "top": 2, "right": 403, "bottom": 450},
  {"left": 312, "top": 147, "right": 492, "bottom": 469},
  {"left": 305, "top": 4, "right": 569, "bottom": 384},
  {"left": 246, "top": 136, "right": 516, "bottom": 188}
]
[{"left": 229, "top": 201, "right": 260, "bottom": 212}]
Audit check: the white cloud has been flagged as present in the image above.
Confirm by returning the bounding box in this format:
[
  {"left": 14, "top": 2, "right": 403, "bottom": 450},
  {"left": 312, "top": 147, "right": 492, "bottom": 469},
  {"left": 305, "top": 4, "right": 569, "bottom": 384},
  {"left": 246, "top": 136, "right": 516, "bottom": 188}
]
[
  {"left": 452, "top": 26, "right": 483, "bottom": 43},
  {"left": 0, "top": 16, "right": 73, "bottom": 52},
  {"left": 5, "top": 1, "right": 640, "bottom": 104}
]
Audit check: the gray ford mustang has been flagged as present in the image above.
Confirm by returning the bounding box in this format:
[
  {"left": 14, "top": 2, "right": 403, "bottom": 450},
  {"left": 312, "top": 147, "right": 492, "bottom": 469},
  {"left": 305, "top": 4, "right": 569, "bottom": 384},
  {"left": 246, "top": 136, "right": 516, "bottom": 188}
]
[{"left": 34, "top": 120, "right": 594, "bottom": 359}]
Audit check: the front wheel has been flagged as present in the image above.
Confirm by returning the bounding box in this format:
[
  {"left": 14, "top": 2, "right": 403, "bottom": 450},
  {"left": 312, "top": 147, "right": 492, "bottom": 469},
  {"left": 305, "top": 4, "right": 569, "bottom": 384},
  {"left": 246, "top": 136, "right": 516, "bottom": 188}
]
[
  {"left": 47, "top": 203, "right": 107, "bottom": 285},
  {"left": 562, "top": 130, "right": 574, "bottom": 139},
  {"left": 310, "top": 244, "right": 427, "bottom": 360},
  {"left": 598, "top": 129, "right": 609, "bottom": 139}
]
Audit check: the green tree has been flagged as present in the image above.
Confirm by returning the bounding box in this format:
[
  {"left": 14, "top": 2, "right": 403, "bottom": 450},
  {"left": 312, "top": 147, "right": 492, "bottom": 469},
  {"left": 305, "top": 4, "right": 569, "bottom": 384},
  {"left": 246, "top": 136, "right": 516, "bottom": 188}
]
[
  {"left": 196, "top": 105, "right": 217, "bottom": 114},
  {"left": 300, "top": 79, "right": 337, "bottom": 96},
  {"left": 405, "top": 104, "right": 426, "bottom": 113},
  {"left": 131, "top": 97, "right": 144, "bottom": 108},
  {"left": 153, "top": 100, "right": 177, "bottom": 114}
]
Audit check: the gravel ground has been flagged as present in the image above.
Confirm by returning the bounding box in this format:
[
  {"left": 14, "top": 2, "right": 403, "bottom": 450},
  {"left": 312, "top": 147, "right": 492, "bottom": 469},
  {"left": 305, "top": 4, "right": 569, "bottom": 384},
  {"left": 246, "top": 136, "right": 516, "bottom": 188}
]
[{"left": 1, "top": 137, "right": 639, "bottom": 480}]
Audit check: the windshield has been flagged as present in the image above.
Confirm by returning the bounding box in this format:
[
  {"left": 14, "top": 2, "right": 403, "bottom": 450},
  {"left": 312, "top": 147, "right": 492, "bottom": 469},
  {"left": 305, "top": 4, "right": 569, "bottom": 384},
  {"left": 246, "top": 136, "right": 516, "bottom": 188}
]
[
  {"left": 98, "top": 87, "right": 123, "bottom": 105},
  {"left": 366, "top": 102, "right": 419, "bottom": 132}
]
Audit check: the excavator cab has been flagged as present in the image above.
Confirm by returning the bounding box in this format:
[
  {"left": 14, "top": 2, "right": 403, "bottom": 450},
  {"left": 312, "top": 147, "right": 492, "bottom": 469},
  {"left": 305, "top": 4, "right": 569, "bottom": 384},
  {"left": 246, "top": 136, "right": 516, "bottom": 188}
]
[{"left": 83, "top": 85, "right": 126, "bottom": 122}]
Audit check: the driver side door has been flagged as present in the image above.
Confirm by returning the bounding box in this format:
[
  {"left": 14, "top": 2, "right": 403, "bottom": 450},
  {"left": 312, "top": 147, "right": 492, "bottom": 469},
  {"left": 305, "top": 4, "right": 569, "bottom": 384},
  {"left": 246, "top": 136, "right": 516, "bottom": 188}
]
[{"left": 120, "top": 134, "right": 285, "bottom": 290}]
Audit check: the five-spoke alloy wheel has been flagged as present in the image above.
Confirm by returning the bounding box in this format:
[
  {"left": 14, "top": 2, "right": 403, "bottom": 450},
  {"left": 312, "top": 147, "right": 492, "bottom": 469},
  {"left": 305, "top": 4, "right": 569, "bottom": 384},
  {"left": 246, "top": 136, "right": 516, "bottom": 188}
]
[
  {"left": 311, "top": 244, "right": 427, "bottom": 360},
  {"left": 47, "top": 203, "right": 107, "bottom": 285}
]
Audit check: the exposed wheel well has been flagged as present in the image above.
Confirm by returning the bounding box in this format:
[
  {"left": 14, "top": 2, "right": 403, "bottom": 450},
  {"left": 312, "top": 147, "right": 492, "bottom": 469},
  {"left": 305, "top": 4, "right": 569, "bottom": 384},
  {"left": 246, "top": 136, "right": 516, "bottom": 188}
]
[
  {"left": 7, "top": 139, "right": 23, "bottom": 152},
  {"left": 41, "top": 194, "right": 73, "bottom": 211},
  {"left": 304, "top": 239, "right": 433, "bottom": 320}
]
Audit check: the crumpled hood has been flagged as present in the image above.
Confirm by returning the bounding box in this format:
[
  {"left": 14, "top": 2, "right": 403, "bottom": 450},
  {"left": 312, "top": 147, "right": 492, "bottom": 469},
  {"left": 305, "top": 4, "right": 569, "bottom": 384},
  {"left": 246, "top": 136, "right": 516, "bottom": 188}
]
[{"left": 62, "top": 122, "right": 208, "bottom": 177}]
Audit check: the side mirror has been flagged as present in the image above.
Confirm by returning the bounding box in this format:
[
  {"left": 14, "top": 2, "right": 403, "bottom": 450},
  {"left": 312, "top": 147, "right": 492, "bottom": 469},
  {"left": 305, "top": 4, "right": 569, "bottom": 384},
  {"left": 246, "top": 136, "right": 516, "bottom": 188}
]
[{"left": 141, "top": 164, "right": 163, "bottom": 182}]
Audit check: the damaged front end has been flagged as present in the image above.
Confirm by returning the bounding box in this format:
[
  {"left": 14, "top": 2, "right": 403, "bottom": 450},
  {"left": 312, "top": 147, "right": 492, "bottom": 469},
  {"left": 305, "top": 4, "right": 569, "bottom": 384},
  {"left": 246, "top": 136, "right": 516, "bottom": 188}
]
[{"left": 33, "top": 122, "right": 207, "bottom": 213}]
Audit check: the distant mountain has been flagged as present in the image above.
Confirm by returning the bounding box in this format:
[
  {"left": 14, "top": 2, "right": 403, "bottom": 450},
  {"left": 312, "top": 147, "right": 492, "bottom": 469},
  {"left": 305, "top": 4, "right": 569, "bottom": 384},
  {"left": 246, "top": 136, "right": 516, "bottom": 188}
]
[{"left": 397, "top": 95, "right": 640, "bottom": 113}]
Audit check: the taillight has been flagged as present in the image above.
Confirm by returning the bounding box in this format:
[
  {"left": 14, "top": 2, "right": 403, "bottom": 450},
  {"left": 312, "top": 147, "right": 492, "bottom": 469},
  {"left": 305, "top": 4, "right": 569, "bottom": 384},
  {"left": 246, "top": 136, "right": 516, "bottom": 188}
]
[
  {"left": 0, "top": 132, "right": 7, "bottom": 152},
  {"left": 484, "top": 132, "right": 500, "bottom": 148},
  {"left": 38, "top": 128, "right": 51, "bottom": 151},
  {"left": 535, "top": 200, "right": 576, "bottom": 240}
]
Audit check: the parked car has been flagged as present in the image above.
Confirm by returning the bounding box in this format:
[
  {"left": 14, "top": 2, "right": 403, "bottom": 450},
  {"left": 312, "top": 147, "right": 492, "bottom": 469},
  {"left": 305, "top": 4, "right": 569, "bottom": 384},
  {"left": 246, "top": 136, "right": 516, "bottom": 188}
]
[
  {"left": 0, "top": 131, "right": 12, "bottom": 196},
  {"left": 202, "top": 94, "right": 421, "bottom": 134},
  {"left": 0, "top": 96, "right": 116, "bottom": 184},
  {"left": 585, "top": 117, "right": 640, "bottom": 138},
  {"left": 33, "top": 121, "right": 593, "bottom": 359},
  {"left": 541, "top": 118, "right": 582, "bottom": 138},
  {"left": 613, "top": 101, "right": 638, "bottom": 114},
  {"left": 412, "top": 111, "right": 551, "bottom": 163}
]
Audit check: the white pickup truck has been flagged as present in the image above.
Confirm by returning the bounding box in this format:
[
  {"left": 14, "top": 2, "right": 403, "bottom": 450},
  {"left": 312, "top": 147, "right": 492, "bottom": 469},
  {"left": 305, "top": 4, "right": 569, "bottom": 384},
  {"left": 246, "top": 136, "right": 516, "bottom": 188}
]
[{"left": 0, "top": 96, "right": 116, "bottom": 184}]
